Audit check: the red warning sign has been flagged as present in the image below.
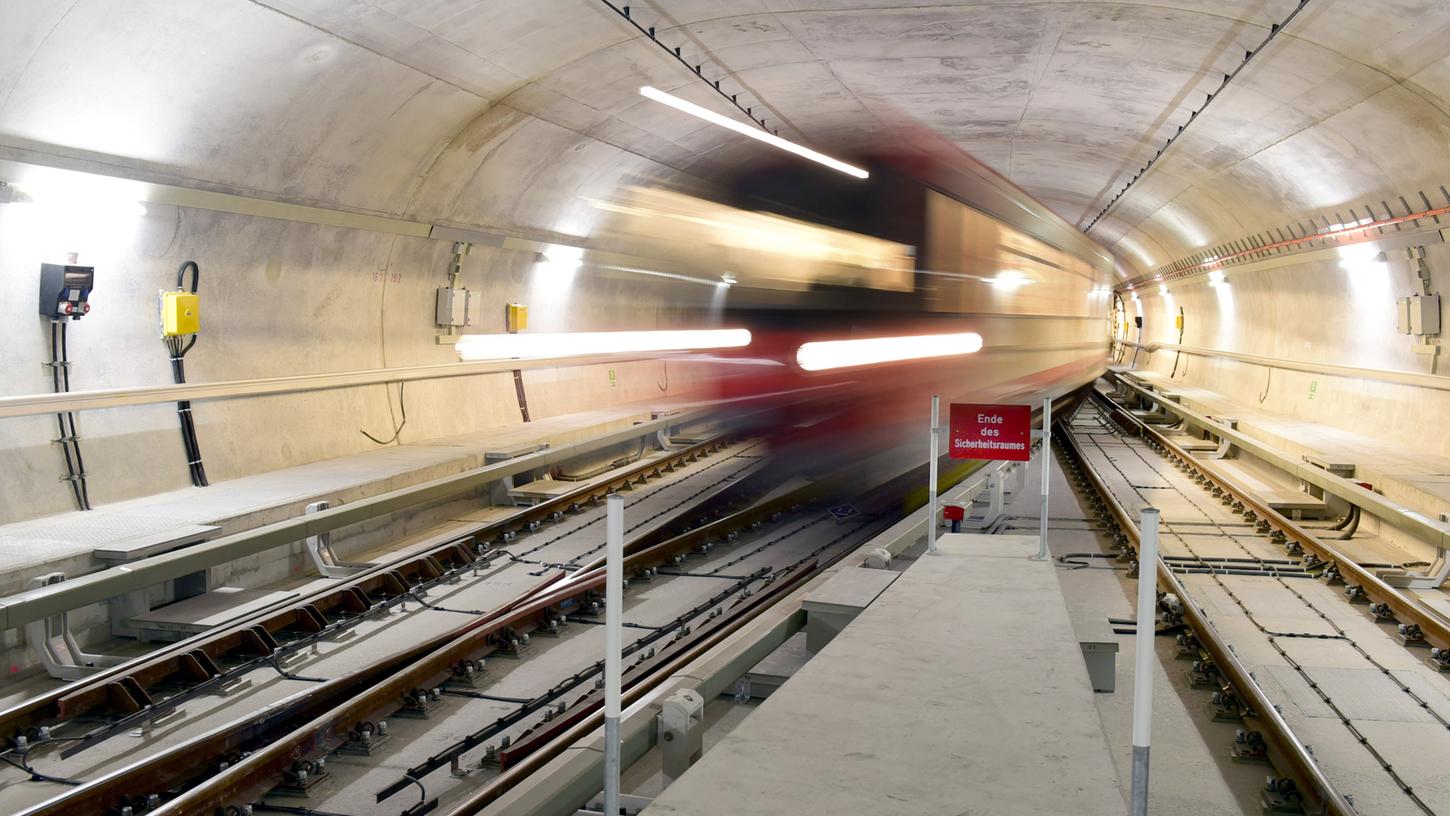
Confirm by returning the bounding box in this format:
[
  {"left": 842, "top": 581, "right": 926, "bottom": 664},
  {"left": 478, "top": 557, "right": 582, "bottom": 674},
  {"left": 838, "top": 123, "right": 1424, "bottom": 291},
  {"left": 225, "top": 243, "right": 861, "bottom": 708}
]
[{"left": 949, "top": 403, "right": 1032, "bottom": 461}]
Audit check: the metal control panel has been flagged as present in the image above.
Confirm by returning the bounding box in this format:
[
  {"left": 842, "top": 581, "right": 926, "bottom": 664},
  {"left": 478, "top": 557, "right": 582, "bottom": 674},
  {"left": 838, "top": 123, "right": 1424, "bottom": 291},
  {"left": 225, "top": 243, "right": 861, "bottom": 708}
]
[{"left": 39, "top": 264, "right": 94, "bottom": 320}]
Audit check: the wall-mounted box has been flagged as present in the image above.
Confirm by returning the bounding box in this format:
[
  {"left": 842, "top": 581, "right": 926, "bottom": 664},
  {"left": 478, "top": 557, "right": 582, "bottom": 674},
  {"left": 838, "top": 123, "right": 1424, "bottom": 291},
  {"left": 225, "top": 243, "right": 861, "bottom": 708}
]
[
  {"left": 1413, "top": 294, "right": 1440, "bottom": 335},
  {"left": 161, "top": 291, "right": 200, "bottom": 336},
  {"left": 435, "top": 287, "right": 471, "bottom": 328},
  {"left": 506, "top": 302, "right": 528, "bottom": 333},
  {"left": 1399, "top": 294, "right": 1441, "bottom": 335},
  {"left": 39, "top": 263, "right": 94, "bottom": 319}
]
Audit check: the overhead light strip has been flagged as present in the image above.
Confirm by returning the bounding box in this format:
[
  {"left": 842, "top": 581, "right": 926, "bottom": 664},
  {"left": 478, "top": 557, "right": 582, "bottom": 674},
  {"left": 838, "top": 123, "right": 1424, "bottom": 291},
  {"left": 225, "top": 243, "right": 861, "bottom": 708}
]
[
  {"left": 640, "top": 86, "right": 868, "bottom": 179},
  {"left": 456, "top": 328, "right": 751, "bottom": 362},
  {"left": 598, "top": 1, "right": 784, "bottom": 136},
  {"left": 795, "top": 332, "right": 983, "bottom": 372}
]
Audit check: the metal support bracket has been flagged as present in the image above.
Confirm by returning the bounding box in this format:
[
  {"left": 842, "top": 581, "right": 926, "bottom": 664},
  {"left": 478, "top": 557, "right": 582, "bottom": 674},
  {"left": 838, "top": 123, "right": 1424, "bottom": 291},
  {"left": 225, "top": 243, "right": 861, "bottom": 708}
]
[
  {"left": 1378, "top": 545, "right": 1450, "bottom": 589},
  {"left": 303, "top": 501, "right": 369, "bottom": 578},
  {"left": 658, "top": 688, "right": 705, "bottom": 786},
  {"left": 1211, "top": 418, "right": 1238, "bottom": 459},
  {"left": 963, "top": 470, "right": 1006, "bottom": 530},
  {"left": 25, "top": 573, "right": 126, "bottom": 680}
]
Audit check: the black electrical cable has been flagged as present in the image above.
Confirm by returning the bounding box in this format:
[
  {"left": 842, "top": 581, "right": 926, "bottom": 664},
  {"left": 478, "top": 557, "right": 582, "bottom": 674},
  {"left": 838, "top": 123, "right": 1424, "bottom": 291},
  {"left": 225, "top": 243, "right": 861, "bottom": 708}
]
[
  {"left": 49, "top": 320, "right": 91, "bottom": 510},
  {"left": 360, "top": 382, "right": 407, "bottom": 445},
  {"left": 1335, "top": 504, "right": 1361, "bottom": 540},
  {"left": 0, "top": 749, "right": 85, "bottom": 786},
  {"left": 167, "top": 261, "right": 208, "bottom": 486}
]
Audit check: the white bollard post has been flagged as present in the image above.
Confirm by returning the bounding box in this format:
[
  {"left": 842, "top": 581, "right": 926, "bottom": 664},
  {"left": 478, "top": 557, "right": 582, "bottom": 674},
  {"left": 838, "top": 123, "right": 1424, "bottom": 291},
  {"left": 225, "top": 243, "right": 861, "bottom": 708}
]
[
  {"left": 927, "top": 394, "right": 941, "bottom": 556},
  {"left": 1033, "top": 397, "right": 1053, "bottom": 561},
  {"left": 1130, "top": 507, "right": 1161, "bottom": 816},
  {"left": 604, "top": 494, "right": 624, "bottom": 816}
]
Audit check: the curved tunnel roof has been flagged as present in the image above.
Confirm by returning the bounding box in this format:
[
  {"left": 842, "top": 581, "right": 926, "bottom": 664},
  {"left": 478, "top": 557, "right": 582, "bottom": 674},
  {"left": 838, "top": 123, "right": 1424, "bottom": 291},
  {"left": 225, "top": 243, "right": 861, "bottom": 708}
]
[{"left": 4, "top": 1, "right": 1449, "bottom": 279}]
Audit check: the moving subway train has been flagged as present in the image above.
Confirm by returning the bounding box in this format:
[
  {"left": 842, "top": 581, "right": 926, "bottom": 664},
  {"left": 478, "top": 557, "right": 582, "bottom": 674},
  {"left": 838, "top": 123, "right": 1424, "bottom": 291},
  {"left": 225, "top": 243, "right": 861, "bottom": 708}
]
[{"left": 589, "top": 130, "right": 1116, "bottom": 459}]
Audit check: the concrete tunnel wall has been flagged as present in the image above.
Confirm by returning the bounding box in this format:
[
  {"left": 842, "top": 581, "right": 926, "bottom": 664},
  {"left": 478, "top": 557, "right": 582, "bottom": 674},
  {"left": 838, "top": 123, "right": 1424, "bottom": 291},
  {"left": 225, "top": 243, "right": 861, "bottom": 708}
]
[
  {"left": 3, "top": 0, "right": 1450, "bottom": 524},
  {"left": 0, "top": 2, "right": 730, "bottom": 522}
]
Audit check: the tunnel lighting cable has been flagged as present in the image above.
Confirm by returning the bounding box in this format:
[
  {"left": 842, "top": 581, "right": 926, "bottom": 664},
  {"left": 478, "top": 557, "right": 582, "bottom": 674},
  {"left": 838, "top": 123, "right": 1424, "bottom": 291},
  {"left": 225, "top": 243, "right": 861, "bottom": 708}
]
[
  {"left": 639, "top": 86, "right": 869, "bottom": 179},
  {"left": 795, "top": 331, "right": 984, "bottom": 372},
  {"left": 1084, "top": 0, "right": 1312, "bottom": 232},
  {"left": 454, "top": 328, "right": 751, "bottom": 362}
]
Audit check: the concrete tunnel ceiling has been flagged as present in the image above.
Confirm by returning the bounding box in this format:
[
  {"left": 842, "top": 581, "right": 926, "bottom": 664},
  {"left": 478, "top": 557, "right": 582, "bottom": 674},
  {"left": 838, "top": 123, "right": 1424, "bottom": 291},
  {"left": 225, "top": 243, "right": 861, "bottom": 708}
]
[{"left": 4, "top": 0, "right": 1450, "bottom": 280}]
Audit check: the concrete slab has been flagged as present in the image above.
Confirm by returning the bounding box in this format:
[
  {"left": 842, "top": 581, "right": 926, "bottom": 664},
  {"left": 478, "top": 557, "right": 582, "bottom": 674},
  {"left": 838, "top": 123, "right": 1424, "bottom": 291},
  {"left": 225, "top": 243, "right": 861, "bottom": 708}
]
[
  {"left": 127, "top": 586, "right": 298, "bottom": 635},
  {"left": 644, "top": 533, "right": 1123, "bottom": 816}
]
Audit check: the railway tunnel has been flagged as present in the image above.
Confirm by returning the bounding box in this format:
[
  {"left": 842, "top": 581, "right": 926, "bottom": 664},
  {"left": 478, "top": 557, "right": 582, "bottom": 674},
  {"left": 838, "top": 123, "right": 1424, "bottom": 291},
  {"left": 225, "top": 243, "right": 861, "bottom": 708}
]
[{"left": 1, "top": 1, "right": 1449, "bottom": 814}]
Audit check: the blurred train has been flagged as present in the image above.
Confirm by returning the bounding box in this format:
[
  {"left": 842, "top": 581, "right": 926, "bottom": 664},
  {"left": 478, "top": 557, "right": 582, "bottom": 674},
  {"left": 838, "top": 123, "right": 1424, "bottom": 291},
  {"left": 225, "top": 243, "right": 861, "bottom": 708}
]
[{"left": 587, "top": 130, "right": 1115, "bottom": 474}]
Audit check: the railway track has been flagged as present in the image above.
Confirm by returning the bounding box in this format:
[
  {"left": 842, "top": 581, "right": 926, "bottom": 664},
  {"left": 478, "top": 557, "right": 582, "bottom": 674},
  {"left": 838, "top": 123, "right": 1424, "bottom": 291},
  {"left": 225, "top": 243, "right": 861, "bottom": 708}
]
[
  {"left": 1, "top": 434, "right": 790, "bottom": 815},
  {"left": 4, "top": 430, "right": 938, "bottom": 816},
  {"left": 1061, "top": 385, "right": 1450, "bottom": 815}
]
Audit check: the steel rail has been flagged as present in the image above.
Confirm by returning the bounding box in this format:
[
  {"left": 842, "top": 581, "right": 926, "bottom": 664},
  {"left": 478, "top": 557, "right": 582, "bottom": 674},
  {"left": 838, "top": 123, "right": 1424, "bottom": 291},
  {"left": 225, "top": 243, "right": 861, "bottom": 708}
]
[
  {"left": 1056, "top": 423, "right": 1356, "bottom": 816},
  {"left": 0, "top": 435, "right": 728, "bottom": 748},
  {"left": 440, "top": 564, "right": 821, "bottom": 816},
  {"left": 17, "top": 439, "right": 764, "bottom": 816},
  {"left": 0, "top": 409, "right": 707, "bottom": 631},
  {"left": 145, "top": 485, "right": 836, "bottom": 815},
  {"left": 1108, "top": 372, "right": 1450, "bottom": 552},
  {"left": 1097, "top": 382, "right": 1450, "bottom": 649}
]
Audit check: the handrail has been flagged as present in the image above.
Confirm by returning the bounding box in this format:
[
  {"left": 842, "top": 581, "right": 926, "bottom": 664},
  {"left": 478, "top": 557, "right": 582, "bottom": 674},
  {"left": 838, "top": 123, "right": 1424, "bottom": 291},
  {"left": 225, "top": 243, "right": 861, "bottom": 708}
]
[
  {"left": 0, "top": 351, "right": 690, "bottom": 419},
  {"left": 1117, "top": 341, "right": 1450, "bottom": 392}
]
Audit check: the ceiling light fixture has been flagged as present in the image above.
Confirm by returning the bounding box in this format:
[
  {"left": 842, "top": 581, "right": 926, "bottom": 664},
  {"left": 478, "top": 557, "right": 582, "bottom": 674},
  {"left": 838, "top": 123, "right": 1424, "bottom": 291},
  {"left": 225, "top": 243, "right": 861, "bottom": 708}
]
[
  {"left": 455, "top": 328, "right": 751, "bottom": 362},
  {"left": 795, "top": 331, "right": 983, "bottom": 372},
  {"left": 639, "top": 86, "right": 869, "bottom": 179}
]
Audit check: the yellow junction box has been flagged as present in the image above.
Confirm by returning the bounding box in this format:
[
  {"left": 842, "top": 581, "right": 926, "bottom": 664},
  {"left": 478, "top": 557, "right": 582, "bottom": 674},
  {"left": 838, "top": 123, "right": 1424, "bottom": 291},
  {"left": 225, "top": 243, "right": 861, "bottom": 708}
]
[
  {"left": 506, "top": 302, "right": 528, "bottom": 333},
  {"left": 162, "top": 291, "right": 200, "bottom": 336}
]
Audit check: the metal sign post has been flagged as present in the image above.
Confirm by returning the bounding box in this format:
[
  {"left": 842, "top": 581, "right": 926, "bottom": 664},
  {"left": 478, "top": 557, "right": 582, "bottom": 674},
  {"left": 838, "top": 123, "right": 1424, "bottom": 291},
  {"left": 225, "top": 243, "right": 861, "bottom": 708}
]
[
  {"left": 927, "top": 394, "right": 940, "bottom": 555},
  {"left": 604, "top": 494, "right": 624, "bottom": 816},
  {"left": 1034, "top": 397, "right": 1053, "bottom": 561},
  {"left": 1130, "top": 507, "right": 1161, "bottom": 816}
]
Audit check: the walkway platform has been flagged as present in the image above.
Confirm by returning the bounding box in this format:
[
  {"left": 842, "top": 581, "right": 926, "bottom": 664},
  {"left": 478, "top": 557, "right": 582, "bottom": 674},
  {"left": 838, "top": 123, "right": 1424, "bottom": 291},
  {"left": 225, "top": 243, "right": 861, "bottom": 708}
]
[
  {"left": 1113, "top": 367, "right": 1450, "bottom": 521},
  {"left": 644, "top": 533, "right": 1124, "bottom": 816}
]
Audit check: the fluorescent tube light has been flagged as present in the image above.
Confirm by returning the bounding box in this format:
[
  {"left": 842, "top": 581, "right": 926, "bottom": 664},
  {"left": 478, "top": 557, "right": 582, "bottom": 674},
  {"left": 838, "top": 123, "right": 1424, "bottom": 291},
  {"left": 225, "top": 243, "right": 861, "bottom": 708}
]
[
  {"left": 456, "top": 329, "right": 751, "bottom": 361},
  {"left": 795, "top": 332, "right": 983, "bottom": 372},
  {"left": 639, "top": 86, "right": 869, "bottom": 179}
]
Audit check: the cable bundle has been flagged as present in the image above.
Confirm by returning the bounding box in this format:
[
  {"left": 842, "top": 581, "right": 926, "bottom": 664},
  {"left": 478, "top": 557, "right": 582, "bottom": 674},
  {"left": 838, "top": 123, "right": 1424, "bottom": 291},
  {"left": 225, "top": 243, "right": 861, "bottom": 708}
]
[
  {"left": 48, "top": 319, "right": 91, "bottom": 510},
  {"left": 167, "top": 261, "right": 208, "bottom": 487}
]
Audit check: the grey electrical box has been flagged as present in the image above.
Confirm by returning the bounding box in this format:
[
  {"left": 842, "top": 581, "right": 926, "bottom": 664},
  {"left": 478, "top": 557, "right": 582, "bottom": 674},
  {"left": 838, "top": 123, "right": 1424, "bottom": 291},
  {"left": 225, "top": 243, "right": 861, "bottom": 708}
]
[
  {"left": 1399, "top": 294, "right": 1441, "bottom": 335},
  {"left": 1412, "top": 294, "right": 1441, "bottom": 335},
  {"left": 435, "top": 287, "right": 471, "bottom": 328}
]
